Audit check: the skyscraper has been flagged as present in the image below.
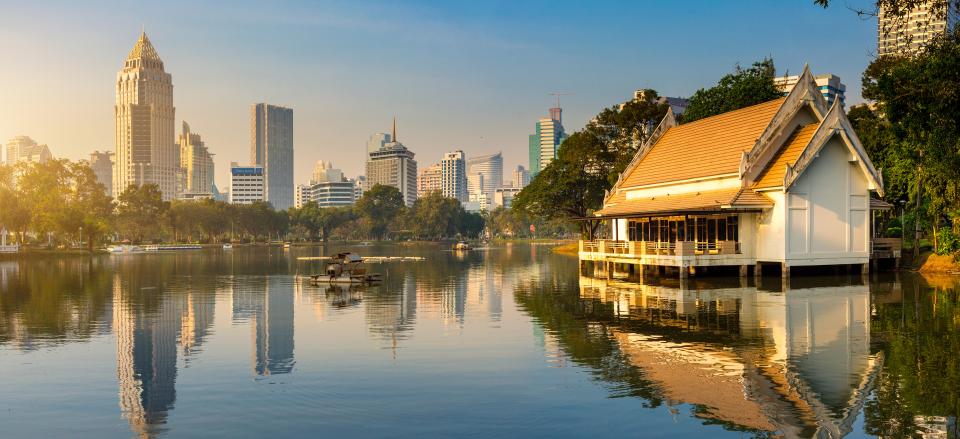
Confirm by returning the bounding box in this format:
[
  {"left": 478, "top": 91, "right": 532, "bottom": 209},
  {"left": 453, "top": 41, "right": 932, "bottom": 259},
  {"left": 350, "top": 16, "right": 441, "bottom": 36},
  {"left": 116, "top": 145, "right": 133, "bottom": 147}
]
[
  {"left": 878, "top": 1, "right": 959, "bottom": 56},
  {"left": 230, "top": 163, "right": 265, "bottom": 205},
  {"left": 365, "top": 119, "right": 418, "bottom": 206},
  {"left": 5, "top": 135, "right": 52, "bottom": 165},
  {"left": 251, "top": 103, "right": 294, "bottom": 210},
  {"left": 441, "top": 150, "right": 468, "bottom": 203},
  {"left": 178, "top": 121, "right": 215, "bottom": 196},
  {"left": 114, "top": 32, "right": 177, "bottom": 200},
  {"left": 466, "top": 152, "right": 503, "bottom": 201},
  {"left": 528, "top": 106, "right": 566, "bottom": 177},
  {"left": 88, "top": 150, "right": 114, "bottom": 195}
]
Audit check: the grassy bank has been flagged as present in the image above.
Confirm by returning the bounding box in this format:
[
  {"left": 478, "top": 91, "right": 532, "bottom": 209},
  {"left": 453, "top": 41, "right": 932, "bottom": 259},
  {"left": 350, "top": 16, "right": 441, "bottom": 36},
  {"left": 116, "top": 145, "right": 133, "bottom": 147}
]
[
  {"left": 551, "top": 241, "right": 579, "bottom": 256},
  {"left": 910, "top": 251, "right": 960, "bottom": 274}
]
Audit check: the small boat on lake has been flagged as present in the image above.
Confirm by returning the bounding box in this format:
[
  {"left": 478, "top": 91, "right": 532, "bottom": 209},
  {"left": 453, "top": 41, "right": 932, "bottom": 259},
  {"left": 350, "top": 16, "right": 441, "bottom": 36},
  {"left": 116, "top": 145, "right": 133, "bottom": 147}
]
[
  {"left": 308, "top": 252, "right": 383, "bottom": 285},
  {"left": 107, "top": 245, "right": 144, "bottom": 254},
  {"left": 222, "top": 243, "right": 233, "bottom": 250},
  {"left": 144, "top": 244, "right": 203, "bottom": 251},
  {"left": 453, "top": 241, "right": 470, "bottom": 251}
]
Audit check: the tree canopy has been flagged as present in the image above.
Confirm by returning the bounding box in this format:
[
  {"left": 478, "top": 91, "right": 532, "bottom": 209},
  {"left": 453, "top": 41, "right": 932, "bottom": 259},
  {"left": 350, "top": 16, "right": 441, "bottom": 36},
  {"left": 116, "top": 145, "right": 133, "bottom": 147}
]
[{"left": 681, "top": 58, "right": 782, "bottom": 123}]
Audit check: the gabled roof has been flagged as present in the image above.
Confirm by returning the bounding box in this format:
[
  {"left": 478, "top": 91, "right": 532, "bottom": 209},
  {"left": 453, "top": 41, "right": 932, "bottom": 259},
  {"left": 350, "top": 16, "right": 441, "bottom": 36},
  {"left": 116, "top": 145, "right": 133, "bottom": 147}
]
[
  {"left": 618, "top": 98, "right": 785, "bottom": 189},
  {"left": 752, "top": 124, "right": 818, "bottom": 190}
]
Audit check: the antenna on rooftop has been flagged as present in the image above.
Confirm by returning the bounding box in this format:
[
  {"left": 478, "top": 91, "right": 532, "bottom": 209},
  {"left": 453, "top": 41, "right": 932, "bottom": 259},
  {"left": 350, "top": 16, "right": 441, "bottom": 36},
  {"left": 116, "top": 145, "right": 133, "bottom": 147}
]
[{"left": 549, "top": 92, "right": 572, "bottom": 108}]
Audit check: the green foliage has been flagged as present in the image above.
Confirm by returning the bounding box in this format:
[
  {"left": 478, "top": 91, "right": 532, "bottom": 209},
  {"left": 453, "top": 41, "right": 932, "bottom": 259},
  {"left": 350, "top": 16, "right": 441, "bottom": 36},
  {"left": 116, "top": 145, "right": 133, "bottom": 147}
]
[
  {"left": 405, "top": 191, "right": 482, "bottom": 239},
  {"left": 354, "top": 184, "right": 406, "bottom": 240},
  {"left": 116, "top": 184, "right": 168, "bottom": 243},
  {"left": 682, "top": 58, "right": 782, "bottom": 123},
  {"left": 862, "top": 29, "right": 960, "bottom": 251},
  {"left": 935, "top": 228, "right": 960, "bottom": 256}
]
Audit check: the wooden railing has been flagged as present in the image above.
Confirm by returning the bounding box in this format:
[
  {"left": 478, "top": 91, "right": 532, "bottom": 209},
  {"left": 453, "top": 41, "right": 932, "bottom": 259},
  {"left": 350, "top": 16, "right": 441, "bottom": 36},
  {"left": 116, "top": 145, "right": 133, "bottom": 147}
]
[
  {"left": 871, "top": 238, "right": 902, "bottom": 258},
  {"left": 579, "top": 240, "right": 741, "bottom": 257}
]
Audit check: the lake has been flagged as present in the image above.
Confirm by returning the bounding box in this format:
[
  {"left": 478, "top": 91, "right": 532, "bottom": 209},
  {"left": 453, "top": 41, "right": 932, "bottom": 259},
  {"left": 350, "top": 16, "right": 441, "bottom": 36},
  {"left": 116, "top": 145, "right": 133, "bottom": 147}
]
[{"left": 0, "top": 243, "right": 957, "bottom": 438}]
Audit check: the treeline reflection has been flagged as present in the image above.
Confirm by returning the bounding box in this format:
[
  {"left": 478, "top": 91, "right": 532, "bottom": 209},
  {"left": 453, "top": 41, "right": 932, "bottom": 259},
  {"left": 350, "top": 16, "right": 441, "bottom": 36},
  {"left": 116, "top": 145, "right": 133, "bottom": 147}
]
[
  {"left": 516, "top": 264, "right": 960, "bottom": 437},
  {"left": 1, "top": 245, "right": 958, "bottom": 438}
]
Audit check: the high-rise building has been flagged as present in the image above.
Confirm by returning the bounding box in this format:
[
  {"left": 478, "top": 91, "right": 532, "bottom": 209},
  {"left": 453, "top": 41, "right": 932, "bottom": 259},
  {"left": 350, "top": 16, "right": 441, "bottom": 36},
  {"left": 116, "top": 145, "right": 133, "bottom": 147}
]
[
  {"left": 5, "top": 135, "right": 52, "bottom": 165},
  {"left": 251, "top": 103, "right": 294, "bottom": 210},
  {"left": 178, "top": 121, "right": 215, "bottom": 196},
  {"left": 494, "top": 187, "right": 522, "bottom": 209},
  {"left": 528, "top": 106, "right": 567, "bottom": 177},
  {"left": 295, "top": 161, "right": 356, "bottom": 208},
  {"left": 441, "top": 150, "right": 467, "bottom": 203},
  {"left": 88, "top": 151, "right": 115, "bottom": 195},
  {"left": 774, "top": 73, "right": 847, "bottom": 107},
  {"left": 466, "top": 152, "right": 503, "bottom": 201},
  {"left": 365, "top": 119, "right": 418, "bottom": 206},
  {"left": 878, "top": 1, "right": 959, "bottom": 56},
  {"left": 230, "top": 163, "right": 265, "bottom": 205},
  {"left": 417, "top": 162, "right": 442, "bottom": 197},
  {"left": 512, "top": 165, "right": 530, "bottom": 189},
  {"left": 114, "top": 32, "right": 177, "bottom": 200}
]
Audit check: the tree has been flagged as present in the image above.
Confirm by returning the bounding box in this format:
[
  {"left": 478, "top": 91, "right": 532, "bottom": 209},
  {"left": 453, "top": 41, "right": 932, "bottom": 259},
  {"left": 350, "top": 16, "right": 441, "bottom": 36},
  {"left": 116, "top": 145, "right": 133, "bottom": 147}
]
[
  {"left": 513, "top": 133, "right": 610, "bottom": 238},
  {"left": 64, "top": 162, "right": 114, "bottom": 250},
  {"left": 0, "top": 165, "right": 30, "bottom": 243},
  {"left": 317, "top": 206, "right": 355, "bottom": 241},
  {"left": 861, "top": 29, "right": 960, "bottom": 250},
  {"left": 355, "top": 184, "right": 406, "bottom": 240},
  {"left": 682, "top": 58, "right": 782, "bottom": 123},
  {"left": 116, "top": 184, "right": 168, "bottom": 243}
]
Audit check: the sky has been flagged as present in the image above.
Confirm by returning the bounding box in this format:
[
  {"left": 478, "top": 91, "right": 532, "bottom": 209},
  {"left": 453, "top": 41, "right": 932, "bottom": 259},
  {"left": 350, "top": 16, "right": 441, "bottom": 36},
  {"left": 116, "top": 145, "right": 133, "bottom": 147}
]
[{"left": 0, "top": 0, "right": 881, "bottom": 189}]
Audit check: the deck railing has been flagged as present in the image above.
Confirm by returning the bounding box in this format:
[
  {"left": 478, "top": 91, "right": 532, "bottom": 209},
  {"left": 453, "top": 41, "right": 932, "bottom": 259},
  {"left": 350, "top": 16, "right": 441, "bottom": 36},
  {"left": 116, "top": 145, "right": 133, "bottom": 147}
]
[{"left": 579, "top": 240, "right": 741, "bottom": 257}]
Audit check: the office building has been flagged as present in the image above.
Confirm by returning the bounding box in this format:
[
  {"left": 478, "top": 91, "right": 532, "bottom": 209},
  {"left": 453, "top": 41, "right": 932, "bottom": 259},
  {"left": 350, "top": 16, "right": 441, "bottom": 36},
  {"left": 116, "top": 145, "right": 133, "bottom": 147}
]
[
  {"left": 466, "top": 152, "right": 503, "bottom": 201},
  {"left": 89, "top": 150, "right": 114, "bottom": 195},
  {"left": 230, "top": 163, "right": 265, "bottom": 204},
  {"left": 774, "top": 73, "right": 847, "bottom": 107},
  {"left": 441, "top": 150, "right": 467, "bottom": 203},
  {"left": 114, "top": 32, "right": 177, "bottom": 200},
  {"left": 295, "top": 161, "right": 356, "bottom": 208},
  {"left": 251, "top": 103, "right": 294, "bottom": 210},
  {"left": 512, "top": 165, "right": 530, "bottom": 189},
  {"left": 417, "top": 162, "right": 442, "bottom": 197},
  {"left": 178, "top": 121, "right": 215, "bottom": 196},
  {"left": 528, "top": 106, "right": 567, "bottom": 176},
  {"left": 494, "top": 187, "right": 522, "bottom": 209},
  {"left": 878, "top": 0, "right": 959, "bottom": 56},
  {"left": 5, "top": 135, "right": 52, "bottom": 165},
  {"left": 365, "top": 119, "right": 418, "bottom": 206},
  {"left": 367, "top": 133, "right": 391, "bottom": 154}
]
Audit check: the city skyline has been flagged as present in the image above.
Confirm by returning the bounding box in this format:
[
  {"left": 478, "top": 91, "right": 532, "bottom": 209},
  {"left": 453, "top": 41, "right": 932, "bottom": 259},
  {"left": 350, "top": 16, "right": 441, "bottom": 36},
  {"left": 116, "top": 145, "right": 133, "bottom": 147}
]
[{"left": 1, "top": 1, "right": 882, "bottom": 189}]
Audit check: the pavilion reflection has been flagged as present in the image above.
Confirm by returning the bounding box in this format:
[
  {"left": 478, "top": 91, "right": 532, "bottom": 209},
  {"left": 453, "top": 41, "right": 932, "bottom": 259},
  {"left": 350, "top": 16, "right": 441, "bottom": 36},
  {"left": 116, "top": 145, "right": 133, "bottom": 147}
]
[{"left": 578, "top": 275, "right": 878, "bottom": 437}]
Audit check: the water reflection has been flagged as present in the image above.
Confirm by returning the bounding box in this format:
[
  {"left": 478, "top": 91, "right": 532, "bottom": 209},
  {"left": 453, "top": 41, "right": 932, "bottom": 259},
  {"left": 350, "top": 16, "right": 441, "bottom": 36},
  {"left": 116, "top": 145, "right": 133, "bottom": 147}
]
[{"left": 0, "top": 246, "right": 958, "bottom": 437}]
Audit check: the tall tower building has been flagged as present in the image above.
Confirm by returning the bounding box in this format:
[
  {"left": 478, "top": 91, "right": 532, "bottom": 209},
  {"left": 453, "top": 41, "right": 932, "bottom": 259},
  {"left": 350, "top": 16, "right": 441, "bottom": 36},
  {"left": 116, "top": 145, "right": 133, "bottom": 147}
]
[
  {"left": 441, "top": 150, "right": 467, "bottom": 203},
  {"left": 466, "top": 152, "right": 503, "bottom": 201},
  {"left": 114, "top": 32, "right": 177, "bottom": 200},
  {"left": 365, "top": 118, "right": 418, "bottom": 206},
  {"left": 251, "top": 103, "right": 294, "bottom": 210},
  {"left": 512, "top": 165, "right": 530, "bottom": 189},
  {"left": 178, "top": 121, "right": 215, "bottom": 196},
  {"left": 528, "top": 106, "right": 566, "bottom": 177},
  {"left": 878, "top": 1, "right": 959, "bottom": 56},
  {"left": 88, "top": 150, "right": 115, "bottom": 195}
]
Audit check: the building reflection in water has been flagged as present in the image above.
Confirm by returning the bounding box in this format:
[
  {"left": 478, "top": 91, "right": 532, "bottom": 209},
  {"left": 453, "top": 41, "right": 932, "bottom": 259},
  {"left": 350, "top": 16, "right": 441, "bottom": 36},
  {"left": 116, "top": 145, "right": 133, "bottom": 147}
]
[
  {"left": 577, "top": 275, "right": 877, "bottom": 437},
  {"left": 232, "top": 276, "right": 295, "bottom": 376}
]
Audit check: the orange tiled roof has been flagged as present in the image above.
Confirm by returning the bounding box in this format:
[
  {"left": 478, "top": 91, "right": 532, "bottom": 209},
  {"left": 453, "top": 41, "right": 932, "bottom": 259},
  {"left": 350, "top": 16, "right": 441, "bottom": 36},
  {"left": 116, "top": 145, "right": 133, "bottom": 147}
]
[
  {"left": 752, "top": 124, "right": 818, "bottom": 190},
  {"left": 596, "top": 187, "right": 744, "bottom": 217},
  {"left": 619, "top": 98, "right": 786, "bottom": 189}
]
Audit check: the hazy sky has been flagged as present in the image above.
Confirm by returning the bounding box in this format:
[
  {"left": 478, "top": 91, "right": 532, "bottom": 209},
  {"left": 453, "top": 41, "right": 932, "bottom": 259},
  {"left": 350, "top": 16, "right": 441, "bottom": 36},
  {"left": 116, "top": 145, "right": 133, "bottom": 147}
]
[{"left": 0, "top": 0, "right": 879, "bottom": 188}]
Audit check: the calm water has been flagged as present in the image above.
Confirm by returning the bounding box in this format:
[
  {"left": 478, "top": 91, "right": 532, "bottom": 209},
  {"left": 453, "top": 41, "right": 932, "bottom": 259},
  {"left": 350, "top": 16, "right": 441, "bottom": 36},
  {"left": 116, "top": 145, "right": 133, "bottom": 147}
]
[{"left": 0, "top": 243, "right": 957, "bottom": 438}]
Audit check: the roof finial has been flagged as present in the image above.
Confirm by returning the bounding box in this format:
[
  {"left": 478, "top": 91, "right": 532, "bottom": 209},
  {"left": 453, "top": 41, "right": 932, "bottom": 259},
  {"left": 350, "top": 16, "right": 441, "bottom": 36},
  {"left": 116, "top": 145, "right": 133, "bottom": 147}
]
[{"left": 392, "top": 116, "right": 397, "bottom": 142}]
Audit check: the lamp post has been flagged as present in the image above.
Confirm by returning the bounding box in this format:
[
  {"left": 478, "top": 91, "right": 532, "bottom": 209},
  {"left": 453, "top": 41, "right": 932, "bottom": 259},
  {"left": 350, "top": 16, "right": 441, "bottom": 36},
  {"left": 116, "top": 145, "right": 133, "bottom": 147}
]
[{"left": 79, "top": 226, "right": 83, "bottom": 251}]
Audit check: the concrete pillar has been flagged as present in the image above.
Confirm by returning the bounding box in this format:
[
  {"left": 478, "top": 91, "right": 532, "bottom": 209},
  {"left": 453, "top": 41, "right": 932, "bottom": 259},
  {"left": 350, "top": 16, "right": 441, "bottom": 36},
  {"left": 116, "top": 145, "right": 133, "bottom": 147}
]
[
  {"left": 754, "top": 262, "right": 763, "bottom": 282},
  {"left": 739, "top": 265, "right": 749, "bottom": 278},
  {"left": 679, "top": 264, "right": 688, "bottom": 280},
  {"left": 781, "top": 263, "right": 790, "bottom": 289}
]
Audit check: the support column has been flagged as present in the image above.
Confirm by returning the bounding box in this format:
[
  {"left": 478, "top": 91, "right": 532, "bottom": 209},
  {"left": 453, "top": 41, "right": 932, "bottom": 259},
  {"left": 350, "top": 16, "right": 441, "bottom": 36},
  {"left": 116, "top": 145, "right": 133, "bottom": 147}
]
[
  {"left": 781, "top": 263, "right": 790, "bottom": 290},
  {"left": 754, "top": 262, "right": 763, "bottom": 282},
  {"left": 739, "top": 265, "right": 749, "bottom": 278},
  {"left": 679, "top": 264, "right": 688, "bottom": 280}
]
